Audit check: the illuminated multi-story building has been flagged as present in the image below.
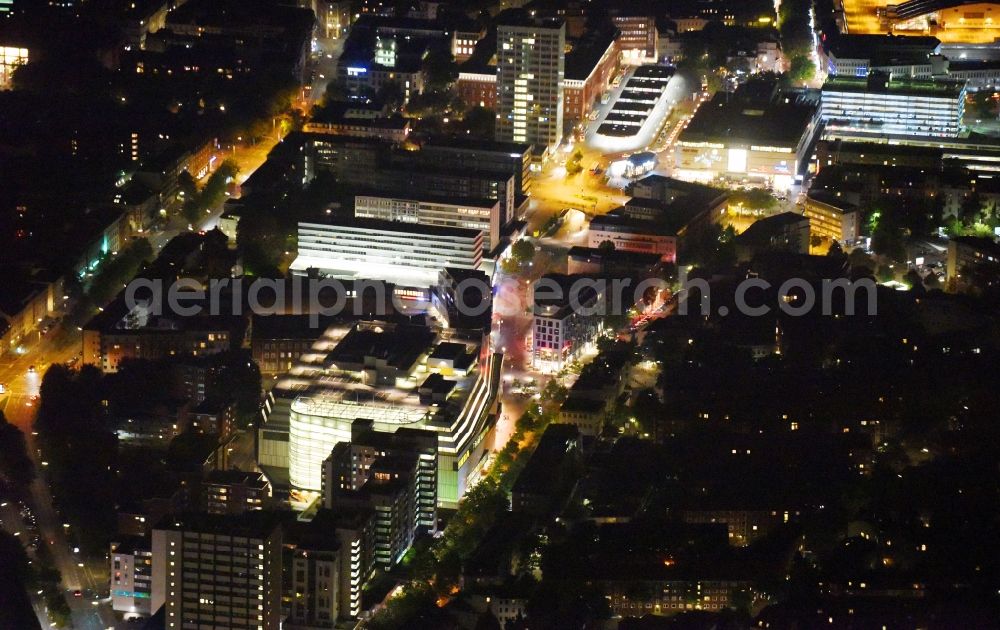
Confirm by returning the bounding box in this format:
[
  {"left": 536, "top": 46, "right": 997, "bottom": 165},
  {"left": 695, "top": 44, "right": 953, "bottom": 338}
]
[
  {"left": 260, "top": 320, "right": 501, "bottom": 508},
  {"left": 803, "top": 190, "right": 861, "bottom": 243},
  {"left": 496, "top": 16, "right": 565, "bottom": 158},
  {"left": 821, "top": 72, "right": 966, "bottom": 138},
  {"left": 110, "top": 538, "right": 154, "bottom": 617},
  {"left": 611, "top": 13, "right": 657, "bottom": 65},
  {"left": 531, "top": 274, "right": 604, "bottom": 369},
  {"left": 202, "top": 470, "right": 271, "bottom": 515},
  {"left": 291, "top": 217, "right": 484, "bottom": 293},
  {"left": 563, "top": 26, "right": 619, "bottom": 127},
  {"left": 151, "top": 513, "right": 283, "bottom": 630},
  {"left": 354, "top": 194, "right": 502, "bottom": 252},
  {"left": 323, "top": 420, "right": 437, "bottom": 567}
]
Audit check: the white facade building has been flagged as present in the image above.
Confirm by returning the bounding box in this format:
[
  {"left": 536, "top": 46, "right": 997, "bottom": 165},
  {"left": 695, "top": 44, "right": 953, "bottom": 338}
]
[
  {"left": 354, "top": 194, "right": 502, "bottom": 252},
  {"left": 291, "top": 217, "right": 483, "bottom": 291},
  {"left": 821, "top": 73, "right": 966, "bottom": 138}
]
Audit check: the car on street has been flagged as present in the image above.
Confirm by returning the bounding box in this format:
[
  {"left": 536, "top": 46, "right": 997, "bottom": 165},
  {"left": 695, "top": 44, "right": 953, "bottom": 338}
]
[{"left": 27, "top": 365, "right": 36, "bottom": 374}]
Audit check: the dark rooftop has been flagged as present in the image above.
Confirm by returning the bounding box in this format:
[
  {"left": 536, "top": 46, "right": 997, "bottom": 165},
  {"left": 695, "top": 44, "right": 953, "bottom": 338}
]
[
  {"left": 565, "top": 25, "right": 617, "bottom": 82},
  {"left": 326, "top": 322, "right": 435, "bottom": 371},
  {"left": 679, "top": 83, "right": 817, "bottom": 147}
]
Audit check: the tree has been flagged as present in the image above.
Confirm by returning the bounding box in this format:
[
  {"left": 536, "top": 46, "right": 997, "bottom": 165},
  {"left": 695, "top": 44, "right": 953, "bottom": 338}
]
[
  {"left": 423, "top": 45, "right": 458, "bottom": 91},
  {"left": 375, "top": 80, "right": 405, "bottom": 111},
  {"left": 597, "top": 240, "right": 616, "bottom": 254},
  {"left": 960, "top": 192, "right": 983, "bottom": 225},
  {"left": 729, "top": 188, "right": 777, "bottom": 212},
  {"left": 789, "top": 54, "right": 815, "bottom": 84},
  {"left": 0, "top": 531, "right": 39, "bottom": 630},
  {"left": 177, "top": 170, "right": 198, "bottom": 199},
  {"left": 460, "top": 106, "right": 496, "bottom": 139},
  {"left": 237, "top": 211, "right": 286, "bottom": 277},
  {"left": 87, "top": 237, "right": 153, "bottom": 305},
  {"left": 510, "top": 239, "right": 535, "bottom": 266},
  {"left": 0, "top": 412, "right": 35, "bottom": 497},
  {"left": 827, "top": 240, "right": 846, "bottom": 261},
  {"left": 847, "top": 248, "right": 875, "bottom": 277}
]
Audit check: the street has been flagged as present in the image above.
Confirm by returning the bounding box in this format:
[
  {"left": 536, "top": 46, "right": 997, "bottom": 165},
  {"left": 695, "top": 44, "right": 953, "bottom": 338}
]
[{"left": 2, "top": 385, "right": 116, "bottom": 630}]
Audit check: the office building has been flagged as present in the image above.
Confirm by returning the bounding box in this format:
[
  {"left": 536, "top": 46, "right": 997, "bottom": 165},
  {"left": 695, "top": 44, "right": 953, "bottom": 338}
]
[
  {"left": 355, "top": 194, "right": 503, "bottom": 252},
  {"left": 821, "top": 34, "right": 942, "bottom": 78},
  {"left": 496, "top": 15, "right": 566, "bottom": 158},
  {"left": 151, "top": 513, "right": 283, "bottom": 630},
  {"left": 291, "top": 217, "right": 484, "bottom": 292},
  {"left": 420, "top": 137, "right": 533, "bottom": 199},
  {"left": 821, "top": 72, "right": 966, "bottom": 138},
  {"left": 612, "top": 13, "right": 657, "bottom": 64},
  {"left": 202, "top": 470, "right": 271, "bottom": 515},
  {"left": 110, "top": 538, "right": 154, "bottom": 617}
]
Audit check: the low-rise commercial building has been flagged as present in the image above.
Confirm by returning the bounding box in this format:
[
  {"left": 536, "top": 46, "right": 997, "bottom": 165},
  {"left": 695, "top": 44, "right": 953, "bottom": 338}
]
[
  {"left": 587, "top": 212, "right": 677, "bottom": 263},
  {"left": 675, "top": 79, "right": 820, "bottom": 190},
  {"left": 303, "top": 114, "right": 410, "bottom": 143}
]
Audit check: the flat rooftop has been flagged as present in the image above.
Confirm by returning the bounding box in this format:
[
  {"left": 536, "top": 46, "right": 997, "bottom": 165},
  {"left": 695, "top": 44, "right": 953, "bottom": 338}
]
[
  {"left": 679, "top": 89, "right": 817, "bottom": 148},
  {"left": 326, "top": 323, "right": 435, "bottom": 372},
  {"left": 823, "top": 74, "right": 964, "bottom": 98},
  {"left": 302, "top": 216, "right": 483, "bottom": 239}
]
